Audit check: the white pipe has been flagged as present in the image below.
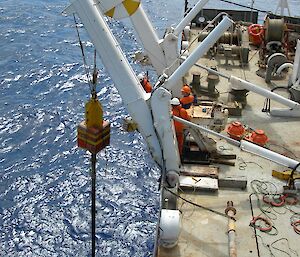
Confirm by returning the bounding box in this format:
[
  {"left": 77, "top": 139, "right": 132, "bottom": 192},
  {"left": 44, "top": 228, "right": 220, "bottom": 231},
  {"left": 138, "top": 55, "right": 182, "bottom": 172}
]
[
  {"left": 276, "top": 63, "right": 293, "bottom": 75},
  {"left": 173, "top": 116, "right": 239, "bottom": 146},
  {"left": 180, "top": 56, "right": 230, "bottom": 79},
  {"left": 67, "top": 0, "right": 163, "bottom": 165},
  {"left": 130, "top": 4, "right": 167, "bottom": 75},
  {"left": 173, "top": 0, "right": 209, "bottom": 36},
  {"left": 270, "top": 108, "right": 300, "bottom": 117},
  {"left": 165, "top": 16, "right": 233, "bottom": 91},
  {"left": 173, "top": 116, "right": 300, "bottom": 172},
  {"left": 240, "top": 140, "right": 300, "bottom": 172},
  {"left": 230, "top": 76, "right": 300, "bottom": 110}
]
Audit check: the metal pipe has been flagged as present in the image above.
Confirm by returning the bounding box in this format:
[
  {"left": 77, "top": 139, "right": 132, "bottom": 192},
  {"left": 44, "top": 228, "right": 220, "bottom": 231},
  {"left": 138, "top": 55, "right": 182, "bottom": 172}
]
[
  {"left": 230, "top": 76, "right": 300, "bottom": 109},
  {"left": 173, "top": 116, "right": 300, "bottom": 172},
  {"left": 180, "top": 56, "right": 230, "bottom": 79},
  {"left": 240, "top": 140, "right": 300, "bottom": 172},
  {"left": 180, "top": 59, "right": 300, "bottom": 111},
  {"left": 179, "top": 11, "right": 230, "bottom": 57},
  {"left": 173, "top": 0, "right": 209, "bottom": 36},
  {"left": 225, "top": 201, "right": 237, "bottom": 257},
  {"left": 165, "top": 16, "right": 233, "bottom": 90},
  {"left": 130, "top": 4, "right": 167, "bottom": 75},
  {"left": 172, "top": 116, "right": 240, "bottom": 146}
]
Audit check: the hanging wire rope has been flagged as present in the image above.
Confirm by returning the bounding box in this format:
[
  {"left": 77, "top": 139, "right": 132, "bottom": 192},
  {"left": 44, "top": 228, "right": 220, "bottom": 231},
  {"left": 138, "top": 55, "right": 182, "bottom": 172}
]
[
  {"left": 73, "top": 14, "right": 93, "bottom": 93},
  {"left": 91, "top": 49, "right": 98, "bottom": 96},
  {"left": 218, "top": 0, "right": 271, "bottom": 14},
  {"left": 164, "top": 186, "right": 236, "bottom": 220}
]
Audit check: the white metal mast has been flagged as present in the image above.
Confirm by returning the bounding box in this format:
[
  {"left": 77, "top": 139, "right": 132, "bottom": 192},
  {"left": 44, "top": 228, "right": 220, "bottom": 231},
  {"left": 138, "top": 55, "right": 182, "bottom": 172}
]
[{"left": 275, "top": 0, "right": 291, "bottom": 16}]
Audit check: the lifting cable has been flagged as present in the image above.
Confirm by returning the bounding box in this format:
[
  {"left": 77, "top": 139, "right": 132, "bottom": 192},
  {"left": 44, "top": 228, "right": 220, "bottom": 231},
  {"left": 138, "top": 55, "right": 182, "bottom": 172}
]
[
  {"left": 74, "top": 14, "right": 107, "bottom": 257},
  {"left": 218, "top": 0, "right": 271, "bottom": 14},
  {"left": 164, "top": 186, "right": 236, "bottom": 221},
  {"left": 73, "top": 14, "right": 94, "bottom": 93}
]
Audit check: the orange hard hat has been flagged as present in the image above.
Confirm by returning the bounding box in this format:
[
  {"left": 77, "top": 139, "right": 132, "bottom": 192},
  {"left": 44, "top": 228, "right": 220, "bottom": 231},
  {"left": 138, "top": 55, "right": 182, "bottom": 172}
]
[{"left": 181, "top": 85, "right": 191, "bottom": 94}]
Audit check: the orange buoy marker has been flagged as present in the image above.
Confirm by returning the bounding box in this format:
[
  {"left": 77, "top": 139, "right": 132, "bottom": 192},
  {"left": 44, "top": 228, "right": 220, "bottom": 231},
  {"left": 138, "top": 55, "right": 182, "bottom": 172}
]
[
  {"left": 246, "top": 129, "right": 269, "bottom": 146},
  {"left": 227, "top": 121, "right": 245, "bottom": 141}
]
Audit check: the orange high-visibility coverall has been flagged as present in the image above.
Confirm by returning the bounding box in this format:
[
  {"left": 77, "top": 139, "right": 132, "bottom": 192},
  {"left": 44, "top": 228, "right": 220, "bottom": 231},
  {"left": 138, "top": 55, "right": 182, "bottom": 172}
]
[
  {"left": 141, "top": 78, "right": 152, "bottom": 93},
  {"left": 180, "top": 94, "right": 194, "bottom": 109},
  {"left": 172, "top": 105, "right": 190, "bottom": 155}
]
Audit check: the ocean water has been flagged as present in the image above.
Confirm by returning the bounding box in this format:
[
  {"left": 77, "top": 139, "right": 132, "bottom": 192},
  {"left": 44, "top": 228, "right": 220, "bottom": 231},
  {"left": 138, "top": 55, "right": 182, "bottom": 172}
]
[{"left": 1, "top": 0, "right": 299, "bottom": 256}]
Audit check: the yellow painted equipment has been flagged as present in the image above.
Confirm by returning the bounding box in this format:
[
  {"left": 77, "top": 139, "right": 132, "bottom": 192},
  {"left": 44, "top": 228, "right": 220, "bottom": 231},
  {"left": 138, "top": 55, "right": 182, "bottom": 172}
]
[
  {"left": 123, "top": 117, "right": 138, "bottom": 132},
  {"left": 77, "top": 97, "right": 110, "bottom": 154},
  {"left": 104, "top": 0, "right": 141, "bottom": 19},
  {"left": 272, "top": 170, "right": 300, "bottom": 181},
  {"left": 85, "top": 98, "right": 103, "bottom": 128}
]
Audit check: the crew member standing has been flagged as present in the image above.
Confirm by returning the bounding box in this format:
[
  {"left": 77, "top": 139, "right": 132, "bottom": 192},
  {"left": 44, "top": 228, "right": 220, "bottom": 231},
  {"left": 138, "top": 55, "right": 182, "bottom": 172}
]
[
  {"left": 180, "top": 84, "right": 194, "bottom": 109},
  {"left": 170, "top": 97, "right": 190, "bottom": 156},
  {"left": 138, "top": 73, "right": 152, "bottom": 93}
]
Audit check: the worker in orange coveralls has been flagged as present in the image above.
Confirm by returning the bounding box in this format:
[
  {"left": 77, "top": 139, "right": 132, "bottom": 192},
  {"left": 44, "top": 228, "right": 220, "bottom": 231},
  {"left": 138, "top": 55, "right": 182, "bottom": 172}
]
[
  {"left": 180, "top": 84, "right": 194, "bottom": 109},
  {"left": 138, "top": 73, "right": 152, "bottom": 93},
  {"left": 171, "top": 97, "right": 190, "bottom": 156}
]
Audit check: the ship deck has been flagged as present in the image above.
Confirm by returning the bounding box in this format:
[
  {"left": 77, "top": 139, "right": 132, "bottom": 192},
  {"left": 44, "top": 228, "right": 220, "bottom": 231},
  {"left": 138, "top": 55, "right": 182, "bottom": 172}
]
[{"left": 158, "top": 22, "right": 300, "bottom": 257}]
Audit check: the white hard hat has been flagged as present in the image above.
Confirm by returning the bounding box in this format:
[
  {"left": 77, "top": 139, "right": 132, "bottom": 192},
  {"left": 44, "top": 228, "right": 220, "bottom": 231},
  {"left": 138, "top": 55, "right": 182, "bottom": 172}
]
[
  {"left": 170, "top": 97, "right": 180, "bottom": 106},
  {"left": 137, "top": 73, "right": 144, "bottom": 80}
]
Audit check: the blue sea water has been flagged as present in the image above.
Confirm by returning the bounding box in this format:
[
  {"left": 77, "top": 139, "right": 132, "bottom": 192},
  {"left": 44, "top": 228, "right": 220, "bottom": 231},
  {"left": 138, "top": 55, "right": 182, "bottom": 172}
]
[{"left": 1, "top": 0, "right": 300, "bottom": 256}]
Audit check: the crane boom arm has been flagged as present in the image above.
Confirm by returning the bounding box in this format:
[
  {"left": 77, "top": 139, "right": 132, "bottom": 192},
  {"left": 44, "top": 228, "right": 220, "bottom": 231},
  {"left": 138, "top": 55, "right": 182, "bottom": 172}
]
[{"left": 65, "top": 0, "right": 163, "bottom": 165}]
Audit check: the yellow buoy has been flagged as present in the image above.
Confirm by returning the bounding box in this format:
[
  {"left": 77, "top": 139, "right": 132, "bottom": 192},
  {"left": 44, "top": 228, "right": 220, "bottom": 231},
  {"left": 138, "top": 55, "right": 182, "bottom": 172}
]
[
  {"left": 85, "top": 97, "right": 103, "bottom": 129},
  {"left": 77, "top": 96, "right": 110, "bottom": 154}
]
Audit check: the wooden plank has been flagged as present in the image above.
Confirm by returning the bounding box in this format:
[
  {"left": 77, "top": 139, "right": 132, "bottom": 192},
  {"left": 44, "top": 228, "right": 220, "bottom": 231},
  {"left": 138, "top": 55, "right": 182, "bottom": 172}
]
[
  {"left": 193, "top": 106, "right": 212, "bottom": 118},
  {"left": 181, "top": 164, "right": 219, "bottom": 178},
  {"left": 186, "top": 106, "right": 212, "bottom": 119},
  {"left": 218, "top": 176, "right": 247, "bottom": 190},
  {"left": 179, "top": 176, "right": 218, "bottom": 191}
]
